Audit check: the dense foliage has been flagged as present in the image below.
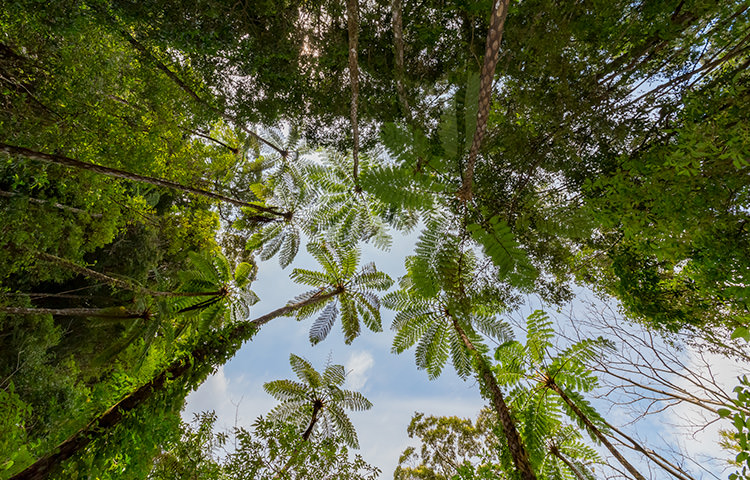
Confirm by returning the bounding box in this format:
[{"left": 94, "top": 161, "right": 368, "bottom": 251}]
[{"left": 1, "top": 0, "right": 749, "bottom": 479}]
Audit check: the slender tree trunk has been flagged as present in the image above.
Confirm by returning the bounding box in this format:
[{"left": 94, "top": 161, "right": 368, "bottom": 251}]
[
  {"left": 9, "top": 287, "right": 342, "bottom": 480},
  {"left": 0, "top": 306, "right": 144, "bottom": 319},
  {"left": 549, "top": 445, "right": 587, "bottom": 480},
  {"left": 458, "top": 0, "right": 510, "bottom": 202},
  {"left": 391, "top": 0, "right": 412, "bottom": 121},
  {"left": 36, "top": 251, "right": 224, "bottom": 298},
  {"left": 346, "top": 0, "right": 361, "bottom": 186},
  {"left": 0, "top": 143, "right": 286, "bottom": 217},
  {"left": 450, "top": 317, "right": 537, "bottom": 480},
  {"left": 0, "top": 190, "right": 103, "bottom": 218},
  {"left": 274, "top": 401, "right": 323, "bottom": 479},
  {"left": 546, "top": 378, "right": 646, "bottom": 480}
]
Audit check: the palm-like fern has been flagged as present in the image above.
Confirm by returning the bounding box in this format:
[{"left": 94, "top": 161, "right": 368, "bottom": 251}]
[
  {"left": 385, "top": 216, "right": 512, "bottom": 379},
  {"left": 170, "top": 250, "right": 258, "bottom": 335},
  {"left": 241, "top": 133, "right": 313, "bottom": 268},
  {"left": 305, "top": 150, "right": 411, "bottom": 248},
  {"left": 492, "top": 310, "right": 622, "bottom": 479},
  {"left": 384, "top": 214, "right": 538, "bottom": 480},
  {"left": 289, "top": 242, "right": 393, "bottom": 345},
  {"left": 264, "top": 354, "right": 372, "bottom": 449}
]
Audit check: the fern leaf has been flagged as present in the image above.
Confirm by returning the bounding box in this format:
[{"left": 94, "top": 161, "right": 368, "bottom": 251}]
[{"left": 309, "top": 301, "right": 338, "bottom": 345}]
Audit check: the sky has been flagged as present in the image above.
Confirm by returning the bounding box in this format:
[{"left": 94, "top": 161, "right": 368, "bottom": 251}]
[
  {"left": 183, "top": 226, "right": 745, "bottom": 478},
  {"left": 184, "top": 229, "right": 488, "bottom": 475}
]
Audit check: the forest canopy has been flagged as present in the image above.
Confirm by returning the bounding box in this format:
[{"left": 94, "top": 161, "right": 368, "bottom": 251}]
[{"left": 1, "top": 0, "right": 749, "bottom": 479}]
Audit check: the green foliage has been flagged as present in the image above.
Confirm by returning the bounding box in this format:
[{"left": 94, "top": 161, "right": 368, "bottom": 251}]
[
  {"left": 386, "top": 222, "right": 513, "bottom": 379},
  {"left": 726, "top": 376, "right": 750, "bottom": 480},
  {"left": 290, "top": 242, "right": 393, "bottom": 345},
  {"left": 394, "top": 410, "right": 503, "bottom": 480},
  {"left": 0, "top": 383, "right": 35, "bottom": 476},
  {"left": 151, "top": 413, "right": 381, "bottom": 480},
  {"left": 264, "top": 354, "right": 373, "bottom": 449},
  {"left": 491, "top": 311, "right": 610, "bottom": 476}
]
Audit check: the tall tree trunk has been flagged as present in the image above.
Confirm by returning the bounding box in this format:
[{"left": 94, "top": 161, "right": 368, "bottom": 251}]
[
  {"left": 458, "top": 0, "right": 510, "bottom": 202},
  {"left": 0, "top": 306, "right": 145, "bottom": 319},
  {"left": 546, "top": 378, "right": 646, "bottom": 480},
  {"left": 451, "top": 317, "right": 537, "bottom": 480},
  {"left": 0, "top": 143, "right": 286, "bottom": 218},
  {"left": 9, "top": 287, "right": 343, "bottom": 480},
  {"left": 346, "top": 0, "right": 361, "bottom": 186},
  {"left": 549, "top": 445, "right": 587, "bottom": 480},
  {"left": 0, "top": 190, "right": 103, "bottom": 217},
  {"left": 36, "top": 251, "right": 224, "bottom": 298},
  {"left": 391, "top": 0, "right": 412, "bottom": 121}
]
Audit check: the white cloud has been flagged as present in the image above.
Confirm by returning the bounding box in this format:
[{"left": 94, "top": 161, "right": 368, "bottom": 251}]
[
  {"left": 663, "top": 347, "right": 745, "bottom": 476},
  {"left": 183, "top": 366, "right": 275, "bottom": 432},
  {"left": 346, "top": 350, "right": 375, "bottom": 390}
]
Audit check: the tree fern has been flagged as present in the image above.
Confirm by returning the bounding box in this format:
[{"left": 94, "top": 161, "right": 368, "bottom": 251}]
[
  {"left": 288, "top": 243, "right": 393, "bottom": 345},
  {"left": 264, "top": 354, "right": 372, "bottom": 449}
]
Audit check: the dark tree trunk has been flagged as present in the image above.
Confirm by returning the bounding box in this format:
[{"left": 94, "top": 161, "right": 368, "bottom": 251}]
[
  {"left": 0, "top": 143, "right": 286, "bottom": 217},
  {"left": 9, "top": 288, "right": 342, "bottom": 480},
  {"left": 451, "top": 317, "right": 537, "bottom": 480},
  {"left": 547, "top": 378, "right": 646, "bottom": 480}
]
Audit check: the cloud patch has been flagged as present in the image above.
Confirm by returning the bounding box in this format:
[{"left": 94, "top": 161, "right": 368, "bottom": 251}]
[{"left": 345, "top": 350, "right": 375, "bottom": 390}]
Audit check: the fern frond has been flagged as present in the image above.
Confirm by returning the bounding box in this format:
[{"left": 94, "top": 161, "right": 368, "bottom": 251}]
[
  {"left": 340, "top": 294, "right": 360, "bottom": 344},
  {"left": 263, "top": 379, "right": 309, "bottom": 401},
  {"left": 309, "top": 301, "right": 338, "bottom": 345},
  {"left": 278, "top": 226, "right": 301, "bottom": 268},
  {"left": 391, "top": 314, "right": 434, "bottom": 354},
  {"left": 449, "top": 329, "right": 473, "bottom": 378},
  {"left": 415, "top": 322, "right": 450, "bottom": 380},
  {"left": 322, "top": 363, "right": 346, "bottom": 387},
  {"left": 289, "top": 354, "right": 322, "bottom": 388}
]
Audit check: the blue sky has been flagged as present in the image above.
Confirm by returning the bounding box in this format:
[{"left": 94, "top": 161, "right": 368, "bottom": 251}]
[
  {"left": 183, "top": 227, "right": 742, "bottom": 478},
  {"left": 184, "top": 229, "right": 489, "bottom": 475}
]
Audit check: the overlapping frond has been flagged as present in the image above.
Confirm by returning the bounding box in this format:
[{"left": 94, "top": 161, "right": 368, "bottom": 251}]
[
  {"left": 289, "top": 354, "right": 321, "bottom": 388},
  {"left": 264, "top": 355, "right": 371, "bottom": 449}
]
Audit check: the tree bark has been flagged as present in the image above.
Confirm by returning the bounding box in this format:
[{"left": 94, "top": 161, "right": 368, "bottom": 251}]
[
  {"left": 346, "top": 0, "right": 361, "bottom": 186},
  {"left": 546, "top": 378, "right": 646, "bottom": 480},
  {"left": 458, "top": 0, "right": 510, "bottom": 202},
  {"left": 0, "top": 190, "right": 103, "bottom": 218},
  {"left": 9, "top": 287, "right": 342, "bottom": 480},
  {"left": 0, "top": 306, "right": 144, "bottom": 319},
  {"left": 450, "top": 317, "right": 537, "bottom": 480},
  {"left": 391, "top": 0, "right": 412, "bottom": 121},
  {"left": 0, "top": 143, "right": 286, "bottom": 217}
]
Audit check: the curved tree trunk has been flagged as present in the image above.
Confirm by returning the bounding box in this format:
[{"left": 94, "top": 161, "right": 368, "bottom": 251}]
[
  {"left": 546, "top": 378, "right": 646, "bottom": 480},
  {"left": 0, "top": 143, "right": 286, "bottom": 217},
  {"left": 458, "top": 0, "right": 510, "bottom": 202},
  {"left": 9, "top": 287, "right": 343, "bottom": 480},
  {"left": 451, "top": 317, "right": 537, "bottom": 480}
]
